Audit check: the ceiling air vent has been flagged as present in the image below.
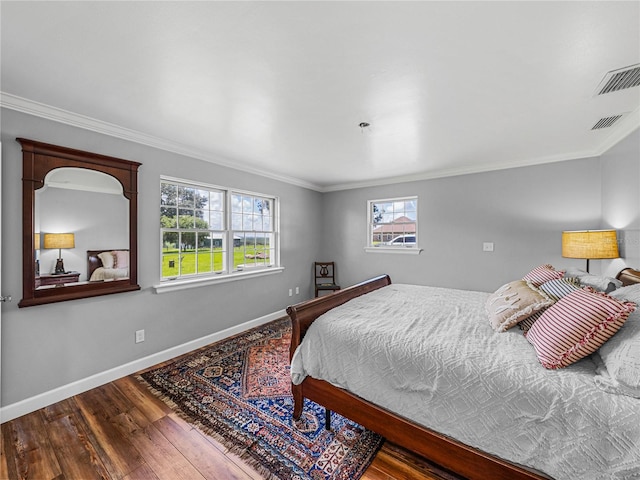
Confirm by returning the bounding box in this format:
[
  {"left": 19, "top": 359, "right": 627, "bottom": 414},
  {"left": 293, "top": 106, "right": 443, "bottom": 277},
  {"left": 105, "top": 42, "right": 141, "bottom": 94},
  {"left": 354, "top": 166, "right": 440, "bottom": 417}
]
[
  {"left": 595, "top": 64, "right": 640, "bottom": 95},
  {"left": 591, "top": 115, "right": 623, "bottom": 130}
]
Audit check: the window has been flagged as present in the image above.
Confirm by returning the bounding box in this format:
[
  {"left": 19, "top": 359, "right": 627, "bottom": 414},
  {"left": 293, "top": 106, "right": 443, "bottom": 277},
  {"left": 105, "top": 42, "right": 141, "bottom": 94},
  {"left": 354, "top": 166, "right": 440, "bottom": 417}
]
[
  {"left": 366, "top": 196, "right": 421, "bottom": 254},
  {"left": 160, "top": 177, "right": 279, "bottom": 282}
]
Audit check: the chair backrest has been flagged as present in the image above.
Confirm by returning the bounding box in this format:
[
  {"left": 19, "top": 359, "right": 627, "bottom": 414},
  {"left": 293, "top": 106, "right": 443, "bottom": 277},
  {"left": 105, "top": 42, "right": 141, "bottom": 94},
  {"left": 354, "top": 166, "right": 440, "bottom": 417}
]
[{"left": 314, "top": 262, "right": 336, "bottom": 285}]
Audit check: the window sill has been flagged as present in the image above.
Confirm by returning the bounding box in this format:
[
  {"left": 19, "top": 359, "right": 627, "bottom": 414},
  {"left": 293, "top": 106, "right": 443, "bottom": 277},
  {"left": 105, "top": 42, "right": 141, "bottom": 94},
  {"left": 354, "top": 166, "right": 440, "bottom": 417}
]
[
  {"left": 364, "top": 246, "right": 423, "bottom": 255},
  {"left": 153, "top": 266, "right": 285, "bottom": 294}
]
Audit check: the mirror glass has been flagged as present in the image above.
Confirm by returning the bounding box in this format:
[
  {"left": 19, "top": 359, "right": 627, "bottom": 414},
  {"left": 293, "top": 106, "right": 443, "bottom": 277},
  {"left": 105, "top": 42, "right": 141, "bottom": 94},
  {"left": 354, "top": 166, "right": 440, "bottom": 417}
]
[
  {"left": 35, "top": 168, "right": 129, "bottom": 287},
  {"left": 19, "top": 138, "right": 141, "bottom": 307}
]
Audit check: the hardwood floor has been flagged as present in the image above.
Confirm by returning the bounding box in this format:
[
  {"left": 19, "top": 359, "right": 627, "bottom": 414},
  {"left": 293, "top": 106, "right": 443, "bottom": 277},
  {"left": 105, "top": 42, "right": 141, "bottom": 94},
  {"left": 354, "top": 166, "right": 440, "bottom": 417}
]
[{"left": 1, "top": 374, "right": 462, "bottom": 480}]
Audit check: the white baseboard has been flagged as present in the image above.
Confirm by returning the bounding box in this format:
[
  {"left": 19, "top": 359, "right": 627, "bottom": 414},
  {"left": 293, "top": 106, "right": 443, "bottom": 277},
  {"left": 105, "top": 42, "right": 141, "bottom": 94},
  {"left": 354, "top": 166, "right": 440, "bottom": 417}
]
[{"left": 0, "top": 310, "right": 286, "bottom": 423}]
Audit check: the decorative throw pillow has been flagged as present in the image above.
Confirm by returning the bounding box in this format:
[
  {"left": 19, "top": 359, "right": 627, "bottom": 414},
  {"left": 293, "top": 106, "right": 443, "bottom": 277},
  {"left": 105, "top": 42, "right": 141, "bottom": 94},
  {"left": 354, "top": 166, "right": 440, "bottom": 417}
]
[
  {"left": 518, "top": 310, "right": 545, "bottom": 334},
  {"left": 538, "top": 277, "right": 580, "bottom": 301},
  {"left": 518, "top": 278, "right": 580, "bottom": 333},
  {"left": 594, "top": 284, "right": 640, "bottom": 397},
  {"left": 114, "top": 250, "right": 129, "bottom": 269},
  {"left": 522, "top": 264, "right": 564, "bottom": 287},
  {"left": 526, "top": 287, "right": 636, "bottom": 369},
  {"left": 486, "top": 280, "right": 554, "bottom": 332},
  {"left": 98, "top": 251, "right": 115, "bottom": 269}
]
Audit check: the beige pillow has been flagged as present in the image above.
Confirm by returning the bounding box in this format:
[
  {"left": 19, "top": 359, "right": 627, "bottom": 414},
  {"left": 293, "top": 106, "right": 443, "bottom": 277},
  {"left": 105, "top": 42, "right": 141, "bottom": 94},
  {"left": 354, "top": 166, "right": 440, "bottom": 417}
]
[
  {"left": 98, "top": 251, "right": 115, "bottom": 269},
  {"left": 486, "top": 280, "right": 554, "bottom": 332}
]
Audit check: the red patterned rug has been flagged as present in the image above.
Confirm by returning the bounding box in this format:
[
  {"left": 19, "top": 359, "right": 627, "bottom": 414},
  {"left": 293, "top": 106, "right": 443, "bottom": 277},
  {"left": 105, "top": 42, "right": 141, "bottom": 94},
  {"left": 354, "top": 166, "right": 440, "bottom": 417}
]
[{"left": 138, "top": 317, "right": 383, "bottom": 480}]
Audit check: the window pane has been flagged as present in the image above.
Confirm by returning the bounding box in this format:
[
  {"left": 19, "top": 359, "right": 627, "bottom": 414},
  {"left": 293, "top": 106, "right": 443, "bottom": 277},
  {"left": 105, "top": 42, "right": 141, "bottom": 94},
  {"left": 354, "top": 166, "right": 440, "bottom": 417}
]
[
  {"left": 178, "top": 186, "right": 195, "bottom": 206},
  {"left": 210, "top": 191, "right": 224, "bottom": 211},
  {"left": 161, "top": 183, "right": 177, "bottom": 206},
  {"left": 231, "top": 193, "right": 242, "bottom": 213},
  {"left": 179, "top": 232, "right": 196, "bottom": 275},
  {"left": 195, "top": 189, "right": 210, "bottom": 210},
  {"left": 381, "top": 212, "right": 394, "bottom": 223},
  {"left": 196, "top": 232, "right": 212, "bottom": 274},
  {"left": 209, "top": 211, "right": 224, "bottom": 230},
  {"left": 243, "top": 214, "right": 254, "bottom": 231},
  {"left": 194, "top": 210, "right": 209, "bottom": 229},
  {"left": 179, "top": 208, "right": 195, "bottom": 228},
  {"left": 233, "top": 233, "right": 245, "bottom": 270},
  {"left": 232, "top": 213, "right": 243, "bottom": 230},
  {"left": 161, "top": 207, "right": 177, "bottom": 228},
  {"left": 162, "top": 231, "right": 179, "bottom": 278}
]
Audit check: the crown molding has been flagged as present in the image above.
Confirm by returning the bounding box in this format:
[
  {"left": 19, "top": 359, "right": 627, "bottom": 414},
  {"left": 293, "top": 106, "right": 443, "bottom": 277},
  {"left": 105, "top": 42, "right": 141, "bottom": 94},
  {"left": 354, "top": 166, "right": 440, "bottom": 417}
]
[
  {"left": 319, "top": 150, "right": 596, "bottom": 192},
  {"left": 3, "top": 92, "right": 637, "bottom": 194},
  {"left": 0, "top": 92, "right": 323, "bottom": 192},
  {"left": 321, "top": 118, "right": 640, "bottom": 192}
]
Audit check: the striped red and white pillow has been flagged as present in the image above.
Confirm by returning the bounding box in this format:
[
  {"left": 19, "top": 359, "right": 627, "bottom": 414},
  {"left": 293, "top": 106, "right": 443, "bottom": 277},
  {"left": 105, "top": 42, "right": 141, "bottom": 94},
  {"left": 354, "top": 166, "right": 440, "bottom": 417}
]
[
  {"left": 525, "top": 287, "right": 636, "bottom": 369},
  {"left": 522, "top": 264, "right": 564, "bottom": 287}
]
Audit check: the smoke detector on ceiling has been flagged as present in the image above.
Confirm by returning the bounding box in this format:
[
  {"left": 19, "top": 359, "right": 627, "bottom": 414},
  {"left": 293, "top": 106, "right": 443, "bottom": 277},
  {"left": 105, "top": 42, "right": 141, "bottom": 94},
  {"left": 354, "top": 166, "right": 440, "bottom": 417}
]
[{"left": 594, "top": 64, "right": 640, "bottom": 96}]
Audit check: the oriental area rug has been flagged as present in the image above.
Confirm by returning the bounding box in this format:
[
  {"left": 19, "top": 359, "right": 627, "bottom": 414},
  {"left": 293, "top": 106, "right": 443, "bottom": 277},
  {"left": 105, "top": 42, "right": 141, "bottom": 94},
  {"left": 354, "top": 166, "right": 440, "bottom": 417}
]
[{"left": 137, "top": 317, "right": 383, "bottom": 480}]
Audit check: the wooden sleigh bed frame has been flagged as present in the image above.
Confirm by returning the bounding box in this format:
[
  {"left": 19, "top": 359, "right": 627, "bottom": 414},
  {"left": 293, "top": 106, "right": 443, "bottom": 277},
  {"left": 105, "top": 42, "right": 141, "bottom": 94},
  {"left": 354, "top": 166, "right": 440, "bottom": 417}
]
[{"left": 286, "top": 268, "right": 640, "bottom": 480}]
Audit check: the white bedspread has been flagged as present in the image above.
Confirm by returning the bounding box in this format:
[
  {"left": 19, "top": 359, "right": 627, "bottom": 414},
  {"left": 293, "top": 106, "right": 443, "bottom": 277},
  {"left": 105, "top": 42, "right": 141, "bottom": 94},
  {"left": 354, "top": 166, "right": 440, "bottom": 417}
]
[
  {"left": 290, "top": 284, "right": 640, "bottom": 480},
  {"left": 89, "top": 267, "right": 129, "bottom": 282}
]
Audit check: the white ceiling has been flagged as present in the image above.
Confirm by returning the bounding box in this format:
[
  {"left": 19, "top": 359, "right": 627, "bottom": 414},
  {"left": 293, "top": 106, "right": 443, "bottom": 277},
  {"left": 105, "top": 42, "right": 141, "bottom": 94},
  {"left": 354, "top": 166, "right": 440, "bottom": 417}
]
[{"left": 1, "top": 1, "right": 639, "bottom": 192}]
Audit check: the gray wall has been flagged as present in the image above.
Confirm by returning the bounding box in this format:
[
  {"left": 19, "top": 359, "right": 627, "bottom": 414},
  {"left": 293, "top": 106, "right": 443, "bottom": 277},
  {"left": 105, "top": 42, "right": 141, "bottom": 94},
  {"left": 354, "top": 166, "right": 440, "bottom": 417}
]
[
  {"left": 1, "top": 108, "right": 322, "bottom": 407},
  {"left": 2, "top": 105, "right": 638, "bottom": 410},
  {"left": 600, "top": 129, "right": 640, "bottom": 277},
  {"left": 321, "top": 157, "right": 619, "bottom": 293}
]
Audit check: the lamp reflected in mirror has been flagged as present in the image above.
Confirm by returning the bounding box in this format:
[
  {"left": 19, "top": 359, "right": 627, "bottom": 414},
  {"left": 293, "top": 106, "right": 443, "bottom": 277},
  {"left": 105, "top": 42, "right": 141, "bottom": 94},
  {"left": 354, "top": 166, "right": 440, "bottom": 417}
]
[
  {"left": 34, "top": 232, "right": 41, "bottom": 275},
  {"left": 43, "top": 233, "right": 75, "bottom": 274}
]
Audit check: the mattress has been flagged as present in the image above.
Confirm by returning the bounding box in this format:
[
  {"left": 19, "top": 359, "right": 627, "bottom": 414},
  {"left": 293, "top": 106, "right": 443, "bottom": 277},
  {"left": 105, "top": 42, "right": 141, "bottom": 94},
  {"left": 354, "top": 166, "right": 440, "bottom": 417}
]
[{"left": 290, "top": 284, "right": 640, "bottom": 480}]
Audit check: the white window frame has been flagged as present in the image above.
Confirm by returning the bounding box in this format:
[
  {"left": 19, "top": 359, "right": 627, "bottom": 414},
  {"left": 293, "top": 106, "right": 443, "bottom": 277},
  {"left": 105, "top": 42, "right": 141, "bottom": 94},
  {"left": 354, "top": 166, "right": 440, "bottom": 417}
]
[
  {"left": 154, "top": 176, "right": 283, "bottom": 293},
  {"left": 364, "top": 196, "right": 422, "bottom": 255}
]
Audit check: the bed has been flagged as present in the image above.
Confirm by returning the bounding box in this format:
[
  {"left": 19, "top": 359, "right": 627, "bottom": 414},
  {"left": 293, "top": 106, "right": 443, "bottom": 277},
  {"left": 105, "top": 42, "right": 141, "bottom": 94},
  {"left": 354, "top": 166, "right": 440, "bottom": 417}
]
[
  {"left": 87, "top": 249, "right": 130, "bottom": 282},
  {"left": 287, "top": 268, "right": 640, "bottom": 480}
]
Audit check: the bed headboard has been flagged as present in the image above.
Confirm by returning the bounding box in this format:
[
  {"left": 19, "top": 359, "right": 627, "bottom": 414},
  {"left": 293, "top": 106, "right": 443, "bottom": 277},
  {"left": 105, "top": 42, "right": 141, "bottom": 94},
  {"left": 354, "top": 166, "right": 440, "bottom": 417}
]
[
  {"left": 87, "top": 250, "right": 105, "bottom": 280},
  {"left": 616, "top": 268, "right": 640, "bottom": 286},
  {"left": 87, "top": 249, "right": 128, "bottom": 280}
]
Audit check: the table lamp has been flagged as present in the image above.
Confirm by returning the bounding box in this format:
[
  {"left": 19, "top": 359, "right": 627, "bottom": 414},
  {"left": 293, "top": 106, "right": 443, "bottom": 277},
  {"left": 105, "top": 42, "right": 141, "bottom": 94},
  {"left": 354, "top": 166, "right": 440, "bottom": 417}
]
[
  {"left": 43, "top": 233, "right": 75, "bottom": 274},
  {"left": 562, "top": 230, "right": 619, "bottom": 273}
]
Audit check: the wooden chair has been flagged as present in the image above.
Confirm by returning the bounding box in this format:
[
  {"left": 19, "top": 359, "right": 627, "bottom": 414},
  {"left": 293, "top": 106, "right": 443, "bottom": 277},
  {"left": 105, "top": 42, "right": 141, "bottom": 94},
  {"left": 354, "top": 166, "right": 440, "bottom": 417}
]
[{"left": 314, "top": 262, "right": 341, "bottom": 297}]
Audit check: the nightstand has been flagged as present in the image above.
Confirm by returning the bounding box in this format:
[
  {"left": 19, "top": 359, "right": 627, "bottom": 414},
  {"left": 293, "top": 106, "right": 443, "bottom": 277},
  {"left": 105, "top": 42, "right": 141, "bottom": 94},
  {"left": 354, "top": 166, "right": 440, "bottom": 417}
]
[{"left": 36, "top": 272, "right": 80, "bottom": 288}]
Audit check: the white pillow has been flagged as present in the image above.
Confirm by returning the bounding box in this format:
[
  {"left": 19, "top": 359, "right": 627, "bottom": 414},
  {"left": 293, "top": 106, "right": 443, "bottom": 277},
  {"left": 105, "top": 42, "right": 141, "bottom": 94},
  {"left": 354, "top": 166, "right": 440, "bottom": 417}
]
[
  {"left": 563, "top": 267, "right": 621, "bottom": 292},
  {"left": 98, "top": 251, "right": 115, "bottom": 269},
  {"left": 595, "top": 284, "right": 640, "bottom": 397}
]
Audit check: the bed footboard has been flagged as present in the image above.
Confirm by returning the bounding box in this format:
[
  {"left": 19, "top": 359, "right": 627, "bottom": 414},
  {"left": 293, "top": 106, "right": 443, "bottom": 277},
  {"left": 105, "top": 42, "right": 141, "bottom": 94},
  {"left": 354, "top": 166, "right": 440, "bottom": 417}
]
[{"left": 286, "top": 274, "right": 391, "bottom": 417}]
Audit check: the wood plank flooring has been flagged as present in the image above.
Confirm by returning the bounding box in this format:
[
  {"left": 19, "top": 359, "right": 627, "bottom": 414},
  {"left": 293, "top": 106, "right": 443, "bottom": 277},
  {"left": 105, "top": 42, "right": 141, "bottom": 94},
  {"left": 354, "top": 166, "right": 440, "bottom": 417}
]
[{"left": 1, "top": 372, "right": 463, "bottom": 480}]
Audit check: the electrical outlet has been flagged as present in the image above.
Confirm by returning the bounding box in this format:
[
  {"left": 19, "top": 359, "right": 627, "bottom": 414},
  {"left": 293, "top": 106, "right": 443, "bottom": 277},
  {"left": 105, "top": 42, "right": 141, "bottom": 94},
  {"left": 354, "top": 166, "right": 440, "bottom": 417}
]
[
  {"left": 288, "top": 289, "right": 293, "bottom": 297},
  {"left": 295, "top": 286, "right": 299, "bottom": 295},
  {"left": 135, "top": 329, "right": 145, "bottom": 343},
  {"left": 483, "top": 242, "right": 494, "bottom": 252}
]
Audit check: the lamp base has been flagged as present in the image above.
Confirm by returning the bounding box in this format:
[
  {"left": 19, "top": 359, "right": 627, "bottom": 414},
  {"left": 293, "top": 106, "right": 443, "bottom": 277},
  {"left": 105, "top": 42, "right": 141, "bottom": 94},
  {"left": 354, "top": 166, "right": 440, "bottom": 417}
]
[{"left": 54, "top": 258, "right": 65, "bottom": 274}]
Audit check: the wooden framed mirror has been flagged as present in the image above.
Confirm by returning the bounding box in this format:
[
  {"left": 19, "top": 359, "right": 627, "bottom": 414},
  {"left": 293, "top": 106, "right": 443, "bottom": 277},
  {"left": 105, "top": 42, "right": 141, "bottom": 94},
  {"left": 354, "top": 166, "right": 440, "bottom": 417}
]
[{"left": 18, "top": 138, "right": 141, "bottom": 307}]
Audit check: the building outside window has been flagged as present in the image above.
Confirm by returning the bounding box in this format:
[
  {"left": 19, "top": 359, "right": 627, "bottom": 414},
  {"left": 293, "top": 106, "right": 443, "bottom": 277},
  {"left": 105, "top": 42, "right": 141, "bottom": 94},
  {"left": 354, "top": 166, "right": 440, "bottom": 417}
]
[{"left": 367, "top": 196, "right": 419, "bottom": 251}]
